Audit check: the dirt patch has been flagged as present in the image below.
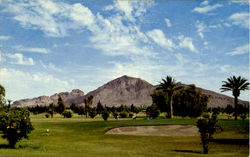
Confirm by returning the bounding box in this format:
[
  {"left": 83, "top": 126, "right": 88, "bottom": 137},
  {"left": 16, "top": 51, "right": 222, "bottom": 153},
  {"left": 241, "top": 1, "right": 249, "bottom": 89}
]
[{"left": 106, "top": 125, "right": 199, "bottom": 136}]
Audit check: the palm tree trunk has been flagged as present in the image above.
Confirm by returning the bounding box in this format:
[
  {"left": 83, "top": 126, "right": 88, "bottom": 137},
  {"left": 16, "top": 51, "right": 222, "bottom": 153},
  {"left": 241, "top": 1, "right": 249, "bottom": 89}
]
[
  {"left": 169, "top": 95, "right": 173, "bottom": 119},
  {"left": 234, "top": 96, "right": 238, "bottom": 120}
]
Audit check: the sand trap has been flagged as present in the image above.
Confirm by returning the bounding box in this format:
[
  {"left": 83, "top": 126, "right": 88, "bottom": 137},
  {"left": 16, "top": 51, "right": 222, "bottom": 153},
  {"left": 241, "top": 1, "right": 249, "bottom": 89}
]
[{"left": 106, "top": 125, "right": 199, "bottom": 136}]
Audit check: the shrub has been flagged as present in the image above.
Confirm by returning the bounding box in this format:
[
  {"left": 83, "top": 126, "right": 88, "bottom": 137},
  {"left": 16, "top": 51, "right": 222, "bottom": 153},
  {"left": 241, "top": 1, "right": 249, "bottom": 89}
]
[
  {"left": 102, "top": 110, "right": 109, "bottom": 121},
  {"left": 0, "top": 108, "right": 34, "bottom": 147},
  {"left": 45, "top": 113, "right": 50, "bottom": 118},
  {"left": 197, "top": 113, "right": 219, "bottom": 154},
  {"left": 129, "top": 113, "right": 133, "bottom": 118},
  {"left": 119, "top": 111, "right": 128, "bottom": 118},
  {"left": 146, "top": 104, "right": 160, "bottom": 119},
  {"left": 89, "top": 108, "right": 97, "bottom": 119},
  {"left": 240, "top": 114, "right": 247, "bottom": 120},
  {"left": 62, "top": 110, "right": 72, "bottom": 118},
  {"left": 113, "top": 112, "right": 119, "bottom": 119}
]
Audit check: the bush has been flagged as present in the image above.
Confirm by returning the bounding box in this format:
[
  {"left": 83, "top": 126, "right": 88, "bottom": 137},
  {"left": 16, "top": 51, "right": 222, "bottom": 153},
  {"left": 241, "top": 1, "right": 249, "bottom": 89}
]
[
  {"left": 102, "top": 110, "right": 109, "bottom": 121},
  {"left": 240, "top": 114, "right": 247, "bottom": 120},
  {"left": 0, "top": 108, "right": 34, "bottom": 147},
  {"left": 119, "top": 111, "right": 128, "bottom": 118},
  {"left": 146, "top": 104, "right": 160, "bottom": 119},
  {"left": 197, "top": 114, "right": 220, "bottom": 154},
  {"left": 62, "top": 110, "right": 72, "bottom": 118},
  {"left": 89, "top": 108, "right": 97, "bottom": 119},
  {"left": 113, "top": 112, "right": 119, "bottom": 119},
  {"left": 45, "top": 113, "right": 50, "bottom": 118},
  {"left": 129, "top": 113, "right": 133, "bottom": 118}
]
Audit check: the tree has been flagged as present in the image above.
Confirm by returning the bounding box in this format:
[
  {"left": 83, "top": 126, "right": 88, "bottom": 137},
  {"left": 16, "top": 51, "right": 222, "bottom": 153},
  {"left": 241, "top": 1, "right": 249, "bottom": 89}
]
[
  {"left": 57, "top": 96, "right": 66, "bottom": 114},
  {"left": 48, "top": 103, "right": 55, "bottom": 118},
  {"left": 0, "top": 108, "right": 34, "bottom": 147},
  {"left": 221, "top": 76, "right": 249, "bottom": 120},
  {"left": 173, "top": 85, "right": 208, "bottom": 118},
  {"left": 146, "top": 104, "right": 160, "bottom": 119},
  {"left": 84, "top": 95, "right": 93, "bottom": 118},
  {"left": 197, "top": 114, "right": 219, "bottom": 154},
  {"left": 96, "top": 101, "right": 105, "bottom": 115},
  {"left": 156, "top": 76, "right": 182, "bottom": 118},
  {"left": 0, "top": 84, "right": 6, "bottom": 108},
  {"left": 89, "top": 107, "right": 97, "bottom": 118},
  {"left": 224, "top": 105, "right": 234, "bottom": 115}
]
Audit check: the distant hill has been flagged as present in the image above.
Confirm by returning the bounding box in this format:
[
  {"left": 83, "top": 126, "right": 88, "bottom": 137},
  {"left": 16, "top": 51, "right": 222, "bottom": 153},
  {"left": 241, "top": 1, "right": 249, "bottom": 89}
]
[{"left": 13, "top": 75, "right": 249, "bottom": 108}]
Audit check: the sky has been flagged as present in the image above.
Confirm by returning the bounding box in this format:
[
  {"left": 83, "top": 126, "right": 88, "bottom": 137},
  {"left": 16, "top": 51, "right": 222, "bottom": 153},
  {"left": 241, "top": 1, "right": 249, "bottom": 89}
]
[{"left": 0, "top": 0, "right": 249, "bottom": 102}]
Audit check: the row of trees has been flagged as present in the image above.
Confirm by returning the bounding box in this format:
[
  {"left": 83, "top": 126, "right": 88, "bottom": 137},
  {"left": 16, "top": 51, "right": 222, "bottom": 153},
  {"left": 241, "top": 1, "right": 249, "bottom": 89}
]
[{"left": 149, "top": 75, "right": 249, "bottom": 120}]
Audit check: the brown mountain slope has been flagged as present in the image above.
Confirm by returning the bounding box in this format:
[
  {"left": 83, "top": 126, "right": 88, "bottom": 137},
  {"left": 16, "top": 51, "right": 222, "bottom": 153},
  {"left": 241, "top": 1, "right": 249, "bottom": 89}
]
[
  {"left": 83, "top": 75, "right": 155, "bottom": 107},
  {"left": 13, "top": 89, "right": 85, "bottom": 107},
  {"left": 13, "top": 75, "right": 249, "bottom": 108}
]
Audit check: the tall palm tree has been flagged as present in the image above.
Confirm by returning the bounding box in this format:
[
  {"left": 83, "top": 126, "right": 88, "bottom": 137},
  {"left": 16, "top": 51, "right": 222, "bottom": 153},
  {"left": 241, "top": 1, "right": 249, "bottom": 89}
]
[
  {"left": 220, "top": 76, "right": 249, "bottom": 120},
  {"left": 157, "top": 76, "right": 182, "bottom": 119}
]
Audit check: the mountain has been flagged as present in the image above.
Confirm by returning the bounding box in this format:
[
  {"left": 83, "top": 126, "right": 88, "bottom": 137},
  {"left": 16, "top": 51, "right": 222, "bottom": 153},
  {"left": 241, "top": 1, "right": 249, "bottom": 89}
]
[
  {"left": 83, "top": 75, "right": 155, "bottom": 107},
  {"left": 13, "top": 75, "right": 249, "bottom": 108},
  {"left": 13, "top": 89, "right": 85, "bottom": 107}
]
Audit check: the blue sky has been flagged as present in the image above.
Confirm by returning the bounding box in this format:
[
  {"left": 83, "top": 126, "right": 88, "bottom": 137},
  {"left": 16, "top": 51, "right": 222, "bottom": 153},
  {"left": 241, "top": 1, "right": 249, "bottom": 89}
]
[{"left": 0, "top": 0, "right": 249, "bottom": 101}]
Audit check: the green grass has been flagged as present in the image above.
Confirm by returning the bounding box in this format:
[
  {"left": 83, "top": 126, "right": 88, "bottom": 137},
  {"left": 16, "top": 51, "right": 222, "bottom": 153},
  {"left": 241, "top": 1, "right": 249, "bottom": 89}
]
[{"left": 0, "top": 113, "right": 248, "bottom": 157}]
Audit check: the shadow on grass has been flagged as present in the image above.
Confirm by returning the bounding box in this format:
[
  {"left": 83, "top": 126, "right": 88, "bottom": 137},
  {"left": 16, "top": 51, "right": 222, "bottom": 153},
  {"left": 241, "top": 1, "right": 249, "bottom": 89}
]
[
  {"left": 0, "top": 144, "right": 40, "bottom": 150},
  {"left": 173, "top": 149, "right": 202, "bottom": 154},
  {"left": 211, "top": 139, "right": 249, "bottom": 145},
  {"left": 0, "top": 144, "right": 14, "bottom": 149}
]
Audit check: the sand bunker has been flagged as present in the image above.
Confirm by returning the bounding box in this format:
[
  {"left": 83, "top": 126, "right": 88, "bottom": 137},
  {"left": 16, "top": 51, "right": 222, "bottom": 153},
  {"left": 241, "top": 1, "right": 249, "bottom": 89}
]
[{"left": 106, "top": 125, "right": 199, "bottom": 136}]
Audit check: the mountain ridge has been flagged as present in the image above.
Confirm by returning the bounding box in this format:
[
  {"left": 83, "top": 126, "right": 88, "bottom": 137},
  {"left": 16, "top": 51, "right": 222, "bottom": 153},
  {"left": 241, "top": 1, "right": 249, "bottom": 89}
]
[{"left": 13, "top": 75, "right": 249, "bottom": 108}]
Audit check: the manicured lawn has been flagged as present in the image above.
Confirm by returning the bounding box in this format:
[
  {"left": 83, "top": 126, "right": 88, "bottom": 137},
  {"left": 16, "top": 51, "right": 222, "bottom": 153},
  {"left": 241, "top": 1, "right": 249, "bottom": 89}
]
[{"left": 0, "top": 113, "right": 248, "bottom": 157}]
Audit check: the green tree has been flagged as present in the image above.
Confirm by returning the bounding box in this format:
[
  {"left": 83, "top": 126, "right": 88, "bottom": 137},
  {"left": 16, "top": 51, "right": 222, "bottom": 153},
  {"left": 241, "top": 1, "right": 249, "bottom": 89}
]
[
  {"left": 0, "top": 108, "right": 34, "bottom": 147},
  {"left": 48, "top": 103, "right": 55, "bottom": 118},
  {"left": 197, "top": 114, "right": 219, "bottom": 154},
  {"left": 96, "top": 101, "right": 105, "bottom": 115},
  {"left": 173, "top": 85, "right": 208, "bottom": 118},
  {"left": 57, "top": 96, "right": 66, "bottom": 114},
  {"left": 156, "top": 76, "right": 182, "bottom": 118},
  {"left": 84, "top": 95, "right": 93, "bottom": 118},
  {"left": 220, "top": 76, "right": 249, "bottom": 120},
  {"left": 89, "top": 107, "right": 97, "bottom": 118},
  {"left": 0, "top": 84, "right": 6, "bottom": 108}
]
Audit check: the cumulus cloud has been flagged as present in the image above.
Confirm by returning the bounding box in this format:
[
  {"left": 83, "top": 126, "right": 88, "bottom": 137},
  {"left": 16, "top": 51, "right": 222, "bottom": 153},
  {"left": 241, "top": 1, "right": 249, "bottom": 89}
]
[
  {"left": 192, "top": 4, "right": 223, "bottom": 14},
  {"left": 0, "top": 35, "right": 11, "bottom": 40},
  {"left": 164, "top": 18, "right": 171, "bottom": 27},
  {"left": 3, "top": 1, "right": 95, "bottom": 37},
  {"left": 1, "top": 68, "right": 74, "bottom": 100},
  {"left": 13, "top": 45, "right": 50, "bottom": 54},
  {"left": 146, "top": 29, "right": 175, "bottom": 50},
  {"left": 5, "top": 53, "right": 35, "bottom": 65},
  {"left": 178, "top": 35, "right": 199, "bottom": 53},
  {"left": 226, "top": 44, "right": 249, "bottom": 56},
  {"left": 229, "top": 12, "right": 249, "bottom": 29}
]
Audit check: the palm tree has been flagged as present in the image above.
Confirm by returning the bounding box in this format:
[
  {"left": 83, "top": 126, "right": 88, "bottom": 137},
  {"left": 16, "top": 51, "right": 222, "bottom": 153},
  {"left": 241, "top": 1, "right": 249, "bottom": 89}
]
[
  {"left": 157, "top": 76, "right": 182, "bottom": 119},
  {"left": 220, "top": 76, "right": 249, "bottom": 120}
]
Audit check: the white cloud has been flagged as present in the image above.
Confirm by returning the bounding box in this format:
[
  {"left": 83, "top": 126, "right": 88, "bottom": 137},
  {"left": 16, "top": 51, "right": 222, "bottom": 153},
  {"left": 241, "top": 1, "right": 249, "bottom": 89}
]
[
  {"left": 196, "top": 21, "right": 206, "bottom": 39},
  {"left": 5, "top": 53, "right": 35, "bottom": 65},
  {"left": 39, "top": 60, "right": 64, "bottom": 73},
  {"left": 146, "top": 29, "right": 175, "bottom": 50},
  {"left": 3, "top": 1, "right": 95, "bottom": 37},
  {"left": 0, "top": 35, "right": 11, "bottom": 40},
  {"left": 1, "top": 68, "right": 74, "bottom": 100},
  {"left": 178, "top": 35, "right": 199, "bottom": 53},
  {"left": 192, "top": 4, "right": 223, "bottom": 14},
  {"left": 226, "top": 44, "right": 249, "bottom": 56},
  {"left": 229, "top": 12, "right": 249, "bottom": 29},
  {"left": 201, "top": 1, "right": 209, "bottom": 6},
  {"left": 13, "top": 45, "right": 50, "bottom": 54},
  {"left": 164, "top": 18, "right": 171, "bottom": 27}
]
